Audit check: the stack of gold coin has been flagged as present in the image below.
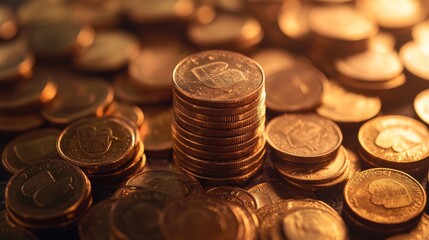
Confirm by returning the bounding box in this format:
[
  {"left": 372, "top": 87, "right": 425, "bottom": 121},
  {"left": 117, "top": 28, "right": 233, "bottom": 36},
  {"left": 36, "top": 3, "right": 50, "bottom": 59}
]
[
  {"left": 172, "top": 50, "right": 266, "bottom": 185},
  {"left": 307, "top": 5, "right": 378, "bottom": 73},
  {"left": 57, "top": 116, "right": 146, "bottom": 185},
  {"left": 343, "top": 168, "right": 427, "bottom": 236},
  {"left": 334, "top": 49, "right": 406, "bottom": 100},
  {"left": 358, "top": 115, "right": 429, "bottom": 174},
  {"left": 256, "top": 198, "right": 348, "bottom": 240},
  {"left": 5, "top": 160, "right": 92, "bottom": 230},
  {"left": 267, "top": 114, "right": 352, "bottom": 191},
  {"left": 400, "top": 40, "right": 429, "bottom": 89}
]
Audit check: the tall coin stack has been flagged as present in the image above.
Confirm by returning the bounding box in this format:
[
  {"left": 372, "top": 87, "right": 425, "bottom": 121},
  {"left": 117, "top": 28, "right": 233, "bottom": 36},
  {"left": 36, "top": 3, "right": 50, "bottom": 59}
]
[{"left": 172, "top": 50, "right": 266, "bottom": 186}]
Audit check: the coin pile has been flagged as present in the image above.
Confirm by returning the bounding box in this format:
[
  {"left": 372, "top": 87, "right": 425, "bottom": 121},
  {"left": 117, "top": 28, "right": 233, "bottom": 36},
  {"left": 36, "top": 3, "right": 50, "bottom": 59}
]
[
  {"left": 267, "top": 114, "right": 352, "bottom": 191},
  {"left": 171, "top": 50, "right": 266, "bottom": 185},
  {"left": 5, "top": 160, "right": 92, "bottom": 230},
  {"left": 358, "top": 115, "right": 429, "bottom": 174},
  {"left": 343, "top": 168, "right": 427, "bottom": 236},
  {"left": 57, "top": 116, "right": 146, "bottom": 185}
]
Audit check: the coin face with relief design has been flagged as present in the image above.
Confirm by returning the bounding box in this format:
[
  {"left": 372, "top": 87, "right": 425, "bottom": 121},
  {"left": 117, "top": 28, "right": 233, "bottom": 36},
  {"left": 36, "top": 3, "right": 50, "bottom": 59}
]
[
  {"left": 358, "top": 115, "right": 429, "bottom": 166},
  {"left": 57, "top": 117, "right": 135, "bottom": 174},
  {"left": 344, "top": 168, "right": 426, "bottom": 225},
  {"left": 266, "top": 114, "right": 342, "bottom": 163},
  {"left": 173, "top": 50, "right": 264, "bottom": 107},
  {"left": 5, "top": 160, "right": 89, "bottom": 222}
]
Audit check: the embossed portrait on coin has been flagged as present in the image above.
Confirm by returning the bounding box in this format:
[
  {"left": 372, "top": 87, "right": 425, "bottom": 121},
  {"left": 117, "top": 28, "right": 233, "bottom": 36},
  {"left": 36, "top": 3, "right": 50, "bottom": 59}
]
[
  {"left": 368, "top": 179, "right": 412, "bottom": 208},
  {"left": 191, "top": 61, "right": 246, "bottom": 89},
  {"left": 375, "top": 127, "right": 422, "bottom": 153}
]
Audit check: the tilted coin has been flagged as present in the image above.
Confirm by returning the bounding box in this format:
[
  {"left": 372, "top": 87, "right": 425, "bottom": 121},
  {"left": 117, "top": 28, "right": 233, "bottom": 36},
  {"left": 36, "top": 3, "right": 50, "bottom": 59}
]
[
  {"left": 344, "top": 168, "right": 426, "bottom": 227},
  {"left": 5, "top": 160, "right": 91, "bottom": 226},
  {"left": 0, "top": 71, "right": 56, "bottom": 113},
  {"left": 57, "top": 117, "right": 136, "bottom": 174},
  {"left": 107, "top": 102, "right": 144, "bottom": 128},
  {"left": 414, "top": 89, "right": 429, "bottom": 125},
  {"left": 206, "top": 186, "right": 258, "bottom": 209},
  {"left": 128, "top": 38, "right": 191, "bottom": 90},
  {"left": 74, "top": 30, "right": 140, "bottom": 72},
  {"left": 0, "top": 39, "right": 34, "bottom": 85},
  {"left": 264, "top": 64, "right": 325, "bottom": 113},
  {"left": 2, "top": 128, "right": 61, "bottom": 174},
  {"left": 247, "top": 181, "right": 316, "bottom": 209},
  {"left": 173, "top": 50, "right": 264, "bottom": 108},
  {"left": 110, "top": 191, "right": 172, "bottom": 240},
  {"left": 399, "top": 41, "right": 429, "bottom": 81},
  {"left": 79, "top": 199, "right": 117, "bottom": 240},
  {"left": 316, "top": 81, "right": 381, "bottom": 124},
  {"left": 125, "top": 170, "right": 204, "bottom": 198},
  {"left": 139, "top": 106, "right": 173, "bottom": 158},
  {"left": 42, "top": 78, "right": 114, "bottom": 126},
  {"left": 358, "top": 115, "right": 429, "bottom": 169},
  {"left": 281, "top": 207, "right": 348, "bottom": 240},
  {"left": 0, "top": 4, "right": 17, "bottom": 40},
  {"left": 266, "top": 114, "right": 343, "bottom": 163},
  {"left": 160, "top": 196, "right": 245, "bottom": 240}
]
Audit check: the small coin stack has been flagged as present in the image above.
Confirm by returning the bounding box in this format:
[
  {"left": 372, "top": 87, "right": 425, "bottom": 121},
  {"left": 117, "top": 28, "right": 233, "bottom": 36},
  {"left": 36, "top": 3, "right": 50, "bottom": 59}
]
[
  {"left": 172, "top": 50, "right": 266, "bottom": 185},
  {"left": 344, "top": 168, "right": 427, "bottom": 236},
  {"left": 358, "top": 115, "right": 429, "bottom": 174},
  {"left": 267, "top": 114, "right": 352, "bottom": 191},
  {"left": 5, "top": 160, "right": 92, "bottom": 230},
  {"left": 57, "top": 116, "right": 146, "bottom": 185}
]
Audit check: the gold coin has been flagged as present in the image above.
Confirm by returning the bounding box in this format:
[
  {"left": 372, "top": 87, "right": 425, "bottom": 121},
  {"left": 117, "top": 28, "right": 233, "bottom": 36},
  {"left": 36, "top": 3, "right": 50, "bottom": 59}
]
[
  {"left": 160, "top": 196, "right": 244, "bottom": 240},
  {"left": 344, "top": 168, "right": 426, "bottom": 225},
  {"left": 316, "top": 81, "right": 381, "bottom": 124},
  {"left": 110, "top": 191, "right": 172, "bottom": 240},
  {"left": 78, "top": 198, "right": 118, "bottom": 240},
  {"left": 17, "top": 0, "right": 74, "bottom": 26},
  {"left": 266, "top": 113, "right": 342, "bottom": 163},
  {"left": 386, "top": 214, "right": 429, "bottom": 240},
  {"left": 278, "top": 0, "right": 311, "bottom": 43},
  {"left": 206, "top": 186, "right": 258, "bottom": 209},
  {"left": 187, "top": 13, "right": 263, "bottom": 50},
  {"left": 400, "top": 41, "right": 429, "bottom": 81},
  {"left": 128, "top": 38, "right": 191, "bottom": 90},
  {"left": 412, "top": 20, "right": 429, "bottom": 44},
  {"left": 415, "top": 89, "right": 429, "bottom": 125},
  {"left": 113, "top": 73, "right": 172, "bottom": 104},
  {"left": 27, "top": 22, "right": 95, "bottom": 58},
  {"left": 356, "top": 0, "right": 427, "bottom": 30},
  {"left": 282, "top": 207, "right": 348, "bottom": 240},
  {"left": 337, "top": 72, "right": 406, "bottom": 91},
  {"left": 358, "top": 115, "right": 429, "bottom": 169},
  {"left": 273, "top": 146, "right": 348, "bottom": 184},
  {"left": 74, "top": 30, "right": 140, "bottom": 72},
  {"left": 107, "top": 102, "right": 144, "bottom": 127},
  {"left": 125, "top": 170, "right": 204, "bottom": 198},
  {"left": 173, "top": 50, "right": 264, "bottom": 108},
  {"left": 308, "top": 5, "right": 378, "bottom": 43},
  {"left": 335, "top": 50, "right": 403, "bottom": 83},
  {"left": 0, "top": 4, "right": 17, "bottom": 40},
  {"left": 42, "top": 77, "right": 114, "bottom": 126},
  {"left": 247, "top": 182, "right": 316, "bottom": 209},
  {"left": 0, "top": 71, "right": 56, "bottom": 113},
  {"left": 57, "top": 117, "right": 136, "bottom": 174},
  {"left": 124, "top": 0, "right": 196, "bottom": 24},
  {"left": 265, "top": 64, "right": 325, "bottom": 113},
  {"left": 5, "top": 160, "right": 91, "bottom": 225},
  {"left": 0, "top": 114, "right": 44, "bottom": 133},
  {"left": 2, "top": 128, "right": 61, "bottom": 174},
  {"left": 139, "top": 106, "right": 173, "bottom": 158}
]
